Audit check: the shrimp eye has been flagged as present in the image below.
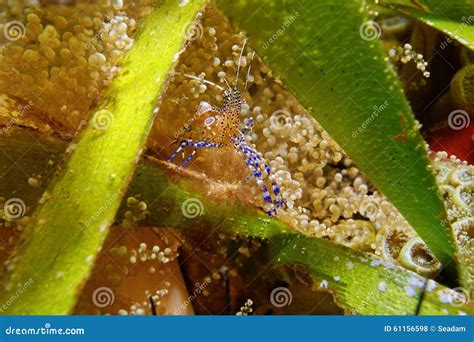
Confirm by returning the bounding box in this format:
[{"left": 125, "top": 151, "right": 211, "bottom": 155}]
[{"left": 204, "top": 117, "right": 215, "bottom": 127}]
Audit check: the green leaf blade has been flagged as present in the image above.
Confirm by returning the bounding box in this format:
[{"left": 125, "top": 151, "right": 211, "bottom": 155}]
[
  {"left": 1, "top": 126, "right": 469, "bottom": 315},
  {"left": 270, "top": 233, "right": 473, "bottom": 315},
  {"left": 378, "top": 1, "right": 474, "bottom": 50},
  {"left": 216, "top": 0, "right": 466, "bottom": 285},
  {"left": 0, "top": 0, "right": 206, "bottom": 314}
]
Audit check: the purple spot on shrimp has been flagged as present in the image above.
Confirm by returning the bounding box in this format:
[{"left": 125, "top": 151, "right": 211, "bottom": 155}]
[
  {"left": 272, "top": 183, "right": 280, "bottom": 195},
  {"left": 204, "top": 117, "right": 215, "bottom": 126}
]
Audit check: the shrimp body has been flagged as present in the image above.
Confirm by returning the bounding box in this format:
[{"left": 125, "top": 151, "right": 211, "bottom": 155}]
[
  {"left": 168, "top": 42, "right": 284, "bottom": 217},
  {"left": 198, "top": 88, "right": 244, "bottom": 147}
]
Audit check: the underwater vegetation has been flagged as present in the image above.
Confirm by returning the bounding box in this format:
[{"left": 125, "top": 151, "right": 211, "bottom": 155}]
[{"left": 0, "top": 0, "right": 472, "bottom": 315}]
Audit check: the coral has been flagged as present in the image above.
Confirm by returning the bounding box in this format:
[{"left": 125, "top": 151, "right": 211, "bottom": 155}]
[
  {"left": 236, "top": 298, "right": 253, "bottom": 315},
  {"left": 0, "top": 2, "right": 471, "bottom": 283},
  {"left": 150, "top": 6, "right": 383, "bottom": 244},
  {"left": 397, "top": 237, "right": 442, "bottom": 277},
  {"left": 74, "top": 227, "right": 184, "bottom": 315},
  {"left": 150, "top": 6, "right": 472, "bottom": 279},
  {"left": 389, "top": 43, "right": 430, "bottom": 78},
  {"left": 432, "top": 151, "right": 474, "bottom": 285},
  {"left": 0, "top": 0, "right": 154, "bottom": 130}
]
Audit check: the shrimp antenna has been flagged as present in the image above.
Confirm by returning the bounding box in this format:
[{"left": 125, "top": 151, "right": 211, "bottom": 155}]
[
  {"left": 168, "top": 71, "right": 224, "bottom": 91},
  {"left": 244, "top": 51, "right": 255, "bottom": 91},
  {"left": 234, "top": 38, "right": 248, "bottom": 89},
  {"left": 222, "top": 77, "right": 232, "bottom": 90}
]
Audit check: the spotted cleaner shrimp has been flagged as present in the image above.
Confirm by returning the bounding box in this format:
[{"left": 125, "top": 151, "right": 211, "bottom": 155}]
[{"left": 167, "top": 39, "right": 284, "bottom": 217}]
